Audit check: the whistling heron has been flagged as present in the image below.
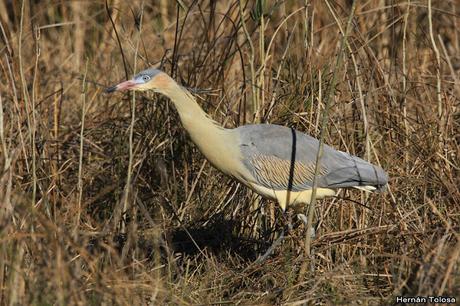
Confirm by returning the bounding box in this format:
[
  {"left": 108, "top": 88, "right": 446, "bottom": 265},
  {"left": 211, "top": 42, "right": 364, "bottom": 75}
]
[{"left": 106, "top": 68, "right": 388, "bottom": 211}]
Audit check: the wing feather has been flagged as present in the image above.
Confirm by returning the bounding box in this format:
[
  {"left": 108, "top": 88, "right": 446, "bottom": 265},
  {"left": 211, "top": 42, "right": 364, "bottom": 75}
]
[{"left": 237, "top": 124, "right": 388, "bottom": 191}]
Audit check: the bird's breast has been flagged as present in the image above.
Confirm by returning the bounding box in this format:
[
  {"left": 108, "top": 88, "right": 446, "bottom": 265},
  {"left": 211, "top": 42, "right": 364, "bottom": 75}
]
[{"left": 188, "top": 128, "right": 248, "bottom": 179}]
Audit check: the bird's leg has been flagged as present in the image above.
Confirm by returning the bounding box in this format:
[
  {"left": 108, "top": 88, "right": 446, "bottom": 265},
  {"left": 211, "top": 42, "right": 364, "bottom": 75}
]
[
  {"left": 297, "top": 213, "right": 316, "bottom": 239},
  {"left": 254, "top": 209, "right": 293, "bottom": 264},
  {"left": 254, "top": 230, "right": 285, "bottom": 264}
]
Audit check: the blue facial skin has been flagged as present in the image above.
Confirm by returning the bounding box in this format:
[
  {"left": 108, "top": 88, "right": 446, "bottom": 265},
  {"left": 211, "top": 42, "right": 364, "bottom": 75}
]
[
  {"left": 134, "top": 68, "right": 161, "bottom": 82},
  {"left": 106, "top": 68, "right": 161, "bottom": 93}
]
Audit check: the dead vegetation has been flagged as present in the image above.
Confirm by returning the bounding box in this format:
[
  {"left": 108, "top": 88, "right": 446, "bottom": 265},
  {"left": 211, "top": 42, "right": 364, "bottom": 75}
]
[{"left": 0, "top": 0, "right": 459, "bottom": 305}]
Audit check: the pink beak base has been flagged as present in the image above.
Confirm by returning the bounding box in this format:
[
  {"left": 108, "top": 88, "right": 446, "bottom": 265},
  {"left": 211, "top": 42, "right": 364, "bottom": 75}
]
[{"left": 106, "top": 80, "right": 137, "bottom": 93}]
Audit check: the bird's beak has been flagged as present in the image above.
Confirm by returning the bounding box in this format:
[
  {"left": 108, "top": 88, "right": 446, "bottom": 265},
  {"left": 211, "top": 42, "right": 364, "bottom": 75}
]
[{"left": 105, "top": 80, "right": 138, "bottom": 93}]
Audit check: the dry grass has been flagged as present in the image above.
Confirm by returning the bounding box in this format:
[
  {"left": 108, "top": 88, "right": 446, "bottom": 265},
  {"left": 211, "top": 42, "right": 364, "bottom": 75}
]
[{"left": 1, "top": 0, "right": 459, "bottom": 305}]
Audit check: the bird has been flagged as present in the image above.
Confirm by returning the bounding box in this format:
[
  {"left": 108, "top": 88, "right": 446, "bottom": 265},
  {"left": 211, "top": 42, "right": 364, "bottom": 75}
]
[{"left": 106, "top": 68, "right": 388, "bottom": 212}]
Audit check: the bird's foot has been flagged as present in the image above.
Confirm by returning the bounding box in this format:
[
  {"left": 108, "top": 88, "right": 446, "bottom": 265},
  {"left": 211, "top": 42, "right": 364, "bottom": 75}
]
[{"left": 254, "top": 230, "right": 285, "bottom": 264}]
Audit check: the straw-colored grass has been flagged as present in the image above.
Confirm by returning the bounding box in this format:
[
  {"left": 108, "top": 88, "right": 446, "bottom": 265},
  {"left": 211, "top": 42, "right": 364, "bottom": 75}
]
[{"left": 0, "top": 1, "right": 459, "bottom": 305}]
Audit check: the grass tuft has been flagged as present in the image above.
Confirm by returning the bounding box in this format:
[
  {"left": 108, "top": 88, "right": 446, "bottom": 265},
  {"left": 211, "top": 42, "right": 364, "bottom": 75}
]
[{"left": 0, "top": 1, "right": 459, "bottom": 304}]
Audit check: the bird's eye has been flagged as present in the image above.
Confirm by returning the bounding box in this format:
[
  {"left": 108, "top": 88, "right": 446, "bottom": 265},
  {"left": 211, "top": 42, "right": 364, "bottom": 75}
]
[{"left": 142, "top": 75, "right": 151, "bottom": 82}]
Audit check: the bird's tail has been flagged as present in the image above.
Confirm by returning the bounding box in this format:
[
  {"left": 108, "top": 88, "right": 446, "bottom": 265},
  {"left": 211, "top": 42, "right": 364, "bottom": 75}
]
[{"left": 320, "top": 154, "right": 388, "bottom": 191}]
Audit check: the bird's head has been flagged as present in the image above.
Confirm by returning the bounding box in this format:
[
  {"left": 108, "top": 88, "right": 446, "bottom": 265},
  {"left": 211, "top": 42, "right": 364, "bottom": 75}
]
[{"left": 106, "top": 68, "right": 171, "bottom": 93}]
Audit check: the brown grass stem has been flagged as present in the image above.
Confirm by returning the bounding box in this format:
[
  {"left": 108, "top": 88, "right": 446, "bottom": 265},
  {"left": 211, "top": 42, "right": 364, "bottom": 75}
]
[
  {"left": 122, "top": 1, "right": 145, "bottom": 236},
  {"left": 75, "top": 60, "right": 89, "bottom": 239},
  {"left": 301, "top": 0, "right": 357, "bottom": 275},
  {"left": 238, "top": 0, "right": 258, "bottom": 122},
  {"left": 1, "top": 1, "right": 458, "bottom": 303}
]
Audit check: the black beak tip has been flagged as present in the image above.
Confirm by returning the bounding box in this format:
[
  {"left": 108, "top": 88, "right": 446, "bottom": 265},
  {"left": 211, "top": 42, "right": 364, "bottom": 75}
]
[{"left": 105, "top": 86, "right": 117, "bottom": 93}]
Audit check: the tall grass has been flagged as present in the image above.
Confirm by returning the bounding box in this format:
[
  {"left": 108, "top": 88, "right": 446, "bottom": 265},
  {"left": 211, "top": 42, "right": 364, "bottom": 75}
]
[{"left": 0, "top": 0, "right": 459, "bottom": 304}]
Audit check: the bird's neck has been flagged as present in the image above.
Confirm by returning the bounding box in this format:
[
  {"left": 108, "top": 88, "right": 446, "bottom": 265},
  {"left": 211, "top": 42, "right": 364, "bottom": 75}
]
[
  {"left": 159, "top": 80, "right": 245, "bottom": 178},
  {"left": 161, "top": 83, "right": 238, "bottom": 167},
  {"left": 162, "top": 83, "right": 223, "bottom": 134}
]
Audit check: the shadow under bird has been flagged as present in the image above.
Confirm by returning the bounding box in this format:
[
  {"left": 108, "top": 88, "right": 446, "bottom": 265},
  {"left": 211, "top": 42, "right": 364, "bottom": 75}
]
[{"left": 106, "top": 68, "right": 388, "bottom": 212}]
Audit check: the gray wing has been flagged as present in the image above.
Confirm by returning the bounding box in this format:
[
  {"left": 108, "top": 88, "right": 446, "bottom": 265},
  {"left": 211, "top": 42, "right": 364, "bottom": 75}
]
[{"left": 237, "top": 124, "right": 388, "bottom": 192}]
